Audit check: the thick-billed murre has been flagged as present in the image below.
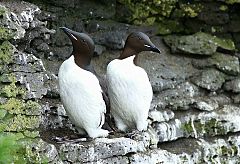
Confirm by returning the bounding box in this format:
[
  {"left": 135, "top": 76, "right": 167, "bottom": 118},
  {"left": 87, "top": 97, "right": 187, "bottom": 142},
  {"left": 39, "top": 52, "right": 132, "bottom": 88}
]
[
  {"left": 58, "top": 27, "right": 109, "bottom": 138},
  {"left": 106, "top": 32, "right": 161, "bottom": 132}
]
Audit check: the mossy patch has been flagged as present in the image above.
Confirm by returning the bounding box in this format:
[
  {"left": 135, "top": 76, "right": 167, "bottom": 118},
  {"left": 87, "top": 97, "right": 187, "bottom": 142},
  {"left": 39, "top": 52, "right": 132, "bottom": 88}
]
[
  {"left": 0, "top": 73, "right": 16, "bottom": 83},
  {"left": 224, "top": 0, "right": 240, "bottom": 4},
  {"left": 182, "top": 118, "right": 227, "bottom": 137},
  {"left": 157, "top": 19, "right": 184, "bottom": 35},
  {"left": 0, "top": 27, "right": 15, "bottom": 41},
  {"left": 0, "top": 98, "right": 41, "bottom": 115},
  {"left": 179, "top": 3, "right": 203, "bottom": 18},
  {"left": 164, "top": 32, "right": 235, "bottom": 55},
  {"left": 3, "top": 115, "right": 40, "bottom": 132},
  {"left": 0, "top": 83, "right": 26, "bottom": 98},
  {"left": 0, "top": 132, "right": 49, "bottom": 163},
  {"left": 0, "top": 41, "right": 14, "bottom": 65},
  {"left": 0, "top": 132, "right": 25, "bottom": 163},
  {"left": 0, "top": 6, "right": 6, "bottom": 17},
  {"left": 118, "top": 0, "right": 178, "bottom": 25}
]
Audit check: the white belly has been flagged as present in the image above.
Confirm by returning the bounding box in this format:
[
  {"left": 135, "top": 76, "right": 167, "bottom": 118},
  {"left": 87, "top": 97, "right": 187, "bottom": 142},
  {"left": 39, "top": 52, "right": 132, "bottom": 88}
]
[
  {"left": 58, "top": 56, "right": 106, "bottom": 133},
  {"left": 107, "top": 56, "right": 153, "bottom": 130}
]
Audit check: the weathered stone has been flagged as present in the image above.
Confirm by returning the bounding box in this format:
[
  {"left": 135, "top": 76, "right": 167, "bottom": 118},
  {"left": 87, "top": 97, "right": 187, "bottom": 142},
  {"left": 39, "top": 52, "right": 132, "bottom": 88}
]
[
  {"left": 192, "top": 99, "right": 218, "bottom": 111},
  {"left": 224, "top": 78, "right": 240, "bottom": 93},
  {"left": 192, "top": 53, "right": 240, "bottom": 76},
  {"left": 228, "top": 19, "right": 240, "bottom": 33},
  {"left": 153, "top": 82, "right": 201, "bottom": 110},
  {"left": 191, "top": 68, "right": 226, "bottom": 91},
  {"left": 198, "top": 12, "right": 229, "bottom": 25},
  {"left": 183, "top": 105, "right": 240, "bottom": 138},
  {"left": 232, "top": 94, "right": 240, "bottom": 104},
  {"left": 59, "top": 137, "right": 147, "bottom": 163},
  {"left": 164, "top": 32, "right": 235, "bottom": 55},
  {"left": 149, "top": 109, "right": 174, "bottom": 122},
  {"left": 94, "top": 44, "right": 107, "bottom": 56}
]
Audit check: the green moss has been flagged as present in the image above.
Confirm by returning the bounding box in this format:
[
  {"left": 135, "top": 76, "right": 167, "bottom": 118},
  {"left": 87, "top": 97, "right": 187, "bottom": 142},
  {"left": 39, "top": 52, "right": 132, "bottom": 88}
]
[
  {"left": 24, "top": 139, "right": 49, "bottom": 164},
  {"left": 225, "top": 0, "right": 240, "bottom": 4},
  {"left": 0, "top": 73, "right": 16, "bottom": 83},
  {"left": 179, "top": 3, "right": 203, "bottom": 18},
  {"left": 23, "top": 130, "right": 40, "bottom": 138},
  {"left": 211, "top": 35, "right": 235, "bottom": 51},
  {"left": 0, "top": 132, "right": 25, "bottom": 163},
  {"left": 219, "top": 5, "right": 228, "bottom": 11},
  {"left": 118, "top": 0, "right": 178, "bottom": 25},
  {"left": 0, "top": 41, "right": 14, "bottom": 65},
  {"left": 158, "top": 19, "right": 184, "bottom": 35},
  {"left": 0, "top": 98, "right": 41, "bottom": 115},
  {"left": 0, "top": 27, "right": 15, "bottom": 41},
  {"left": 164, "top": 32, "right": 235, "bottom": 55},
  {"left": 0, "top": 6, "right": 6, "bottom": 16},
  {"left": 0, "top": 132, "right": 49, "bottom": 163},
  {"left": 4, "top": 115, "right": 40, "bottom": 132},
  {"left": 182, "top": 118, "right": 227, "bottom": 137},
  {"left": 0, "top": 109, "right": 7, "bottom": 119},
  {"left": 181, "top": 121, "right": 194, "bottom": 134},
  {"left": 0, "top": 83, "right": 26, "bottom": 98}
]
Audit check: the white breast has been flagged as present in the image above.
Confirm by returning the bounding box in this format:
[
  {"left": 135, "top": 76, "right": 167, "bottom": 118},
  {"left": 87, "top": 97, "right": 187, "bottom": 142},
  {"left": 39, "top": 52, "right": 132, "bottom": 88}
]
[
  {"left": 106, "top": 56, "right": 153, "bottom": 131},
  {"left": 58, "top": 56, "right": 106, "bottom": 133}
]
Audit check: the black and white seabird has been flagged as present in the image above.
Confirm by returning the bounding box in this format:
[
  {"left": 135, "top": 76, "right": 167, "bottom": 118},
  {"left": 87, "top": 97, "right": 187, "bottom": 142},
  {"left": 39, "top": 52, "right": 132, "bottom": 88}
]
[
  {"left": 58, "top": 27, "right": 109, "bottom": 138},
  {"left": 106, "top": 32, "right": 161, "bottom": 132}
]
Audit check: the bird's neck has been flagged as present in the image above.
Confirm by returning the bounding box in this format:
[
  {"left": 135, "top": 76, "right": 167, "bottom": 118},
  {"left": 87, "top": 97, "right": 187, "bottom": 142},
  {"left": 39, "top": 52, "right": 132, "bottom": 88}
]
[
  {"left": 119, "top": 47, "right": 139, "bottom": 65},
  {"left": 73, "top": 52, "right": 91, "bottom": 69}
]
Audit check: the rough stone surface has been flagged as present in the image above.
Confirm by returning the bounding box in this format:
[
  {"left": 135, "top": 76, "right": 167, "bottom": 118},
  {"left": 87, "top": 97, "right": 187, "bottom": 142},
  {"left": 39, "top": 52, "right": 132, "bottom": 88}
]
[
  {"left": 0, "top": 0, "right": 240, "bottom": 163},
  {"left": 192, "top": 52, "right": 240, "bottom": 76},
  {"left": 191, "top": 68, "right": 226, "bottom": 91},
  {"left": 224, "top": 78, "right": 240, "bottom": 93},
  {"left": 164, "top": 32, "right": 236, "bottom": 55}
]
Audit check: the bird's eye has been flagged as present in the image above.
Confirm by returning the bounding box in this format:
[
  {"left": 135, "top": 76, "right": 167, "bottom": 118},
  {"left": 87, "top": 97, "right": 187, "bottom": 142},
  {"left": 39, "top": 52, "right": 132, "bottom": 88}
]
[
  {"left": 138, "top": 37, "right": 142, "bottom": 40},
  {"left": 82, "top": 39, "right": 86, "bottom": 43}
]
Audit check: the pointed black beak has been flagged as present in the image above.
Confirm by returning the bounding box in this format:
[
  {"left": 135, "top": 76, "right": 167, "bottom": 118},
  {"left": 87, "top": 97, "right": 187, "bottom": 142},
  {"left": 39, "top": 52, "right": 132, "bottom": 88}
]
[
  {"left": 144, "top": 44, "right": 161, "bottom": 54},
  {"left": 150, "top": 46, "right": 161, "bottom": 54},
  {"left": 59, "top": 27, "right": 78, "bottom": 41},
  {"left": 59, "top": 27, "right": 71, "bottom": 34}
]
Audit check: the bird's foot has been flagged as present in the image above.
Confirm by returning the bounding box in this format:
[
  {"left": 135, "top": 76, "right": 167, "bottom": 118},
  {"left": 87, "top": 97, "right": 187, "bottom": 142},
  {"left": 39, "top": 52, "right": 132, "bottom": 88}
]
[{"left": 124, "top": 130, "right": 142, "bottom": 139}]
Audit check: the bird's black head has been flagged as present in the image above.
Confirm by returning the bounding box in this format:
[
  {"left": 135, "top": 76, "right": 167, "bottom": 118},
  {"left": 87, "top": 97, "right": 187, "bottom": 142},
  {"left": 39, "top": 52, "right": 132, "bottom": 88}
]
[
  {"left": 119, "top": 32, "right": 161, "bottom": 64},
  {"left": 60, "top": 27, "right": 95, "bottom": 68}
]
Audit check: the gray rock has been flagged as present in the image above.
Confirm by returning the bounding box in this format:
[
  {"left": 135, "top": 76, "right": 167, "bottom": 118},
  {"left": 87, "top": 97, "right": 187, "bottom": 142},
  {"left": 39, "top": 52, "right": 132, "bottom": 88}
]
[
  {"left": 85, "top": 156, "right": 129, "bottom": 164},
  {"left": 192, "top": 98, "right": 219, "bottom": 111},
  {"left": 94, "top": 44, "right": 107, "bottom": 56},
  {"left": 181, "top": 105, "right": 240, "bottom": 138},
  {"left": 92, "top": 31, "right": 126, "bottom": 50},
  {"left": 232, "top": 94, "right": 240, "bottom": 104},
  {"left": 164, "top": 32, "right": 235, "bottom": 55},
  {"left": 192, "top": 52, "right": 240, "bottom": 76},
  {"left": 198, "top": 12, "right": 229, "bottom": 25},
  {"left": 149, "top": 109, "right": 174, "bottom": 122},
  {"left": 138, "top": 37, "right": 198, "bottom": 93},
  {"left": 153, "top": 82, "right": 201, "bottom": 110},
  {"left": 224, "top": 78, "right": 240, "bottom": 93},
  {"left": 153, "top": 119, "right": 184, "bottom": 142},
  {"left": 59, "top": 137, "right": 147, "bottom": 163},
  {"left": 191, "top": 68, "right": 226, "bottom": 91},
  {"left": 228, "top": 19, "right": 240, "bottom": 33}
]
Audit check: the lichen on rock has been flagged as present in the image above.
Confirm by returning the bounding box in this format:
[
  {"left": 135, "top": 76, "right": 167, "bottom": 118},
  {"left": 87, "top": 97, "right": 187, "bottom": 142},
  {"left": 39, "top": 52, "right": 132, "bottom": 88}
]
[{"left": 164, "top": 32, "right": 235, "bottom": 55}]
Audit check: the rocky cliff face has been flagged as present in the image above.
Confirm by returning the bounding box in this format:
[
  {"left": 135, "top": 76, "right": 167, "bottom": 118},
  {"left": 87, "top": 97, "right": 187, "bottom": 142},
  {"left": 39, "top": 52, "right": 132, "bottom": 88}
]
[{"left": 0, "top": 0, "right": 239, "bottom": 163}]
